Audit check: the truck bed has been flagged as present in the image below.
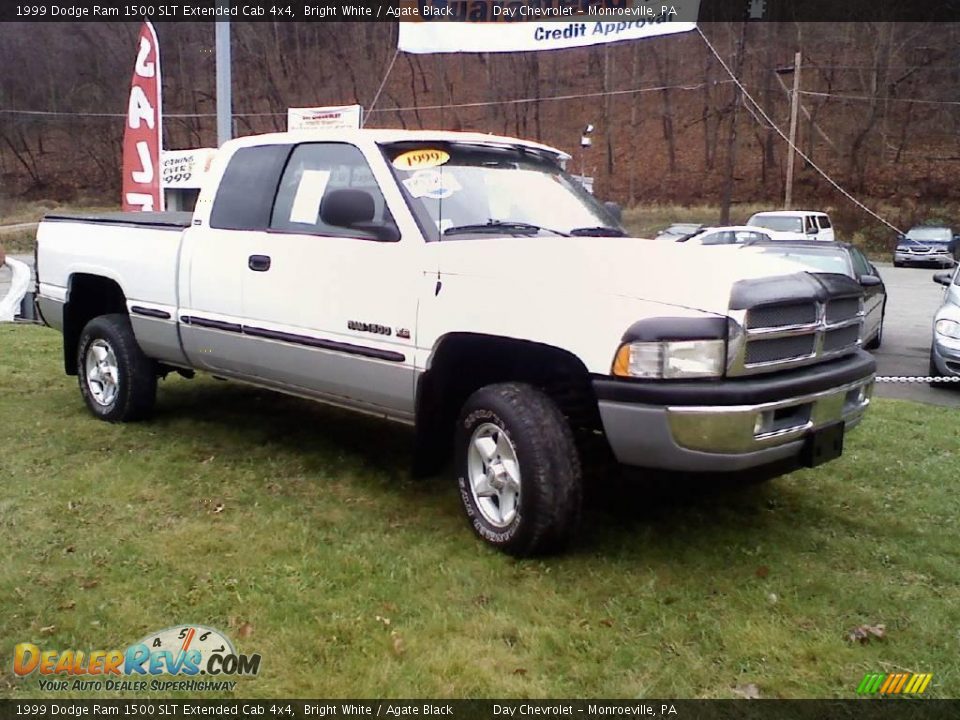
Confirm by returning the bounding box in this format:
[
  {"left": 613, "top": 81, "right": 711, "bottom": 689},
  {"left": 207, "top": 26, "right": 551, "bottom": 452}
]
[
  {"left": 36, "top": 212, "right": 188, "bottom": 312},
  {"left": 43, "top": 211, "right": 193, "bottom": 229}
]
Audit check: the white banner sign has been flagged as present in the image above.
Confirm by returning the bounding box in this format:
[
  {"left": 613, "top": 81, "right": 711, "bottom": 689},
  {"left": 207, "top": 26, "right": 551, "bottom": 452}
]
[
  {"left": 399, "top": 18, "right": 697, "bottom": 54},
  {"left": 161, "top": 148, "right": 216, "bottom": 189},
  {"left": 287, "top": 105, "right": 363, "bottom": 131}
]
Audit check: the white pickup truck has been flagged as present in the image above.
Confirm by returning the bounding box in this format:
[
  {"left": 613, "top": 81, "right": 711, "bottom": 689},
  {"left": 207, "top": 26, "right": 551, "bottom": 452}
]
[{"left": 35, "top": 129, "right": 875, "bottom": 555}]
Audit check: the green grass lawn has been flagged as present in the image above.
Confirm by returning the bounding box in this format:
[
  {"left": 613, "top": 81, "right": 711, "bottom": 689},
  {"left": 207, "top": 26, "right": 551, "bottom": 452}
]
[{"left": 1, "top": 324, "right": 959, "bottom": 699}]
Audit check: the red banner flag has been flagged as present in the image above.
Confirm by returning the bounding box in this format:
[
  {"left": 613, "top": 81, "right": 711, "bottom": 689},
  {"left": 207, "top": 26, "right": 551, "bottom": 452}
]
[{"left": 122, "top": 21, "right": 163, "bottom": 212}]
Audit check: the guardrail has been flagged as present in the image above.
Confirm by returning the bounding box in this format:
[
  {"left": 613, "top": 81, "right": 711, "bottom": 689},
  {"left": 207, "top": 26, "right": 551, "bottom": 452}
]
[{"left": 0, "top": 257, "right": 31, "bottom": 322}]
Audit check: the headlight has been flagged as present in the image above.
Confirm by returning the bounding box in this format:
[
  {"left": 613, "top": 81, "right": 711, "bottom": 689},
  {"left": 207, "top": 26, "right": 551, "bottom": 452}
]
[
  {"left": 935, "top": 319, "right": 960, "bottom": 339},
  {"left": 613, "top": 339, "right": 726, "bottom": 379}
]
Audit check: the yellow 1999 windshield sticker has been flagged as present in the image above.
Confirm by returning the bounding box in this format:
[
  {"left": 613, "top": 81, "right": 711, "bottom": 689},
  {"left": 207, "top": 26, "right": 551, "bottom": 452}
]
[{"left": 392, "top": 148, "right": 450, "bottom": 170}]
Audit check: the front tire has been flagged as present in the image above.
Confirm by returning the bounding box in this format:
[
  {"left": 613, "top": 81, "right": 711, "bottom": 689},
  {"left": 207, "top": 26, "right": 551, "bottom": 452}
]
[
  {"left": 865, "top": 306, "right": 885, "bottom": 350},
  {"left": 455, "top": 382, "right": 582, "bottom": 556},
  {"left": 77, "top": 314, "right": 157, "bottom": 421}
]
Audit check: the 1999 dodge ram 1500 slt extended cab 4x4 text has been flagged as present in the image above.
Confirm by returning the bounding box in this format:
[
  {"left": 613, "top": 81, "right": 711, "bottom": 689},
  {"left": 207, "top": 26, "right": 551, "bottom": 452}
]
[{"left": 35, "top": 129, "right": 876, "bottom": 555}]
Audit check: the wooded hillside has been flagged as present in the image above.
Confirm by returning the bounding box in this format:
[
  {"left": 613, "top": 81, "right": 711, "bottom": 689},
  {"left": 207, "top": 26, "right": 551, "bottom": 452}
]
[{"left": 3, "top": 21, "right": 960, "bottom": 237}]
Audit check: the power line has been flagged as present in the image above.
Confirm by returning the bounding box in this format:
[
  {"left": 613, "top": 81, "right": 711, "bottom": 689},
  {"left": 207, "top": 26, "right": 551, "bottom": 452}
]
[
  {"left": 363, "top": 48, "right": 399, "bottom": 127},
  {"left": 800, "top": 89, "right": 960, "bottom": 106},
  {"left": 0, "top": 79, "right": 736, "bottom": 120},
  {"left": 697, "top": 26, "right": 903, "bottom": 235}
]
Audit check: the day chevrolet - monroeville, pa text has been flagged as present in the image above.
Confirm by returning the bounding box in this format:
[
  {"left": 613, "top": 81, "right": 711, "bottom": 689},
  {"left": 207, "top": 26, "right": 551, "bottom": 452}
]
[{"left": 34, "top": 129, "right": 876, "bottom": 555}]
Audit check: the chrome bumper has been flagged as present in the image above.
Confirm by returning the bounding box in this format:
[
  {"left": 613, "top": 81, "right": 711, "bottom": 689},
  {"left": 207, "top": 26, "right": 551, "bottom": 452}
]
[
  {"left": 666, "top": 377, "right": 873, "bottom": 454},
  {"left": 596, "top": 366, "right": 875, "bottom": 472}
]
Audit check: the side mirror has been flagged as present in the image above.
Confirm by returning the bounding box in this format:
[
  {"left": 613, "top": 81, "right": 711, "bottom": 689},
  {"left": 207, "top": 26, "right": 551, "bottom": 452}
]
[
  {"left": 860, "top": 275, "right": 882, "bottom": 287},
  {"left": 603, "top": 201, "right": 623, "bottom": 223},
  {"left": 933, "top": 272, "right": 952, "bottom": 286},
  {"left": 808, "top": 226, "right": 819, "bottom": 235},
  {"left": 320, "top": 189, "right": 399, "bottom": 242}
]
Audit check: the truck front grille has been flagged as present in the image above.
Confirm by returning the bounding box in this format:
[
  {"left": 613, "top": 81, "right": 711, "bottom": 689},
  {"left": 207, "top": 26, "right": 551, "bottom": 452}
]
[
  {"left": 729, "top": 273, "right": 864, "bottom": 377},
  {"left": 746, "top": 302, "right": 817, "bottom": 329},
  {"left": 744, "top": 335, "right": 817, "bottom": 365}
]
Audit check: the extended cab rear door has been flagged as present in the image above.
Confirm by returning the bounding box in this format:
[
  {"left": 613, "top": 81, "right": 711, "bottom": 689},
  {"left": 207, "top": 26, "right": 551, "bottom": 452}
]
[
  {"left": 180, "top": 137, "right": 420, "bottom": 421},
  {"left": 177, "top": 143, "right": 291, "bottom": 375}
]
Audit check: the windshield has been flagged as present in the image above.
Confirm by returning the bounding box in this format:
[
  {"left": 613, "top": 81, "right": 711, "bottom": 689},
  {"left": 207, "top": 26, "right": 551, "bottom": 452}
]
[
  {"left": 755, "top": 248, "right": 852, "bottom": 276},
  {"left": 750, "top": 216, "right": 803, "bottom": 233},
  {"left": 384, "top": 143, "right": 623, "bottom": 241},
  {"left": 658, "top": 223, "right": 701, "bottom": 237},
  {"left": 906, "top": 227, "right": 951, "bottom": 243}
]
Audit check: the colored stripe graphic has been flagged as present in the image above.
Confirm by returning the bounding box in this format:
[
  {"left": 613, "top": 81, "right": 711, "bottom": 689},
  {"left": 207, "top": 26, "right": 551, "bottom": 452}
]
[{"left": 858, "top": 672, "right": 932, "bottom": 694}]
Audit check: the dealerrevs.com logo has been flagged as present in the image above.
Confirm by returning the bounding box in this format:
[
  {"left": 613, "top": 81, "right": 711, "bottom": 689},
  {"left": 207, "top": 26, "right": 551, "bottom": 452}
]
[{"left": 13, "top": 625, "right": 261, "bottom": 692}]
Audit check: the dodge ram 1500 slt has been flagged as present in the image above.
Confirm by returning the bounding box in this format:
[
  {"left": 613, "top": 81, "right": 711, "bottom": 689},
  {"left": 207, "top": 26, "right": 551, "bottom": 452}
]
[{"left": 35, "top": 129, "right": 876, "bottom": 555}]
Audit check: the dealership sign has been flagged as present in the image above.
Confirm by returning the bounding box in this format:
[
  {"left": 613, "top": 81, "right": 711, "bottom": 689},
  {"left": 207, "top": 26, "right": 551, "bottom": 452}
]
[
  {"left": 161, "top": 148, "right": 216, "bottom": 189},
  {"left": 122, "top": 21, "right": 163, "bottom": 211},
  {"left": 288, "top": 105, "right": 363, "bottom": 131}
]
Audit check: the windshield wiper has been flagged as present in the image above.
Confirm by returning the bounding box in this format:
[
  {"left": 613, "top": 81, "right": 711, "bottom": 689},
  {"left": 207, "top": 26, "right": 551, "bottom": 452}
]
[
  {"left": 443, "top": 220, "right": 569, "bottom": 237},
  {"left": 569, "top": 226, "right": 628, "bottom": 237}
]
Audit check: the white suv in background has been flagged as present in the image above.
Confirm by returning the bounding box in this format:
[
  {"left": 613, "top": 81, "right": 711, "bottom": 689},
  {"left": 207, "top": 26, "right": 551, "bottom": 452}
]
[{"left": 747, "top": 211, "right": 835, "bottom": 242}]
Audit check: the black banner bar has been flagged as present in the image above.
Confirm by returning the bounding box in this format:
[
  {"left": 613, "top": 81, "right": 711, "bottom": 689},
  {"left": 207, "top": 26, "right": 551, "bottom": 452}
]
[{"left": 1, "top": 0, "right": 959, "bottom": 23}]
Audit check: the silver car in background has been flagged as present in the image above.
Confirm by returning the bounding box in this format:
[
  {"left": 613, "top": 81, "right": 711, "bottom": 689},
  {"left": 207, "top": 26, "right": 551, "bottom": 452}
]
[{"left": 931, "top": 265, "right": 960, "bottom": 383}]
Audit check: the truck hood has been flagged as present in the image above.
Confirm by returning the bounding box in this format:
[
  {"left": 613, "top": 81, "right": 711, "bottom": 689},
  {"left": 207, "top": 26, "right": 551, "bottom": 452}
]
[{"left": 432, "top": 236, "right": 814, "bottom": 316}]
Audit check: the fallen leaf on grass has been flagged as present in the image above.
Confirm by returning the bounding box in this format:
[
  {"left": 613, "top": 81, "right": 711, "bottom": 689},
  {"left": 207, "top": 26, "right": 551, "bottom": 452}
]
[
  {"left": 237, "top": 622, "right": 254, "bottom": 638},
  {"left": 80, "top": 579, "right": 99, "bottom": 589},
  {"left": 599, "top": 619, "right": 614, "bottom": 628},
  {"left": 755, "top": 566, "right": 770, "bottom": 579},
  {"left": 39, "top": 625, "right": 56, "bottom": 635},
  {"left": 512, "top": 668, "right": 528, "bottom": 676},
  {"left": 64, "top": 545, "right": 75, "bottom": 554},
  {"left": 847, "top": 624, "right": 886, "bottom": 644},
  {"left": 733, "top": 683, "right": 761, "bottom": 699},
  {"left": 391, "top": 631, "right": 405, "bottom": 656},
  {"left": 375, "top": 615, "right": 391, "bottom": 627},
  {"left": 58, "top": 600, "right": 76, "bottom": 611}
]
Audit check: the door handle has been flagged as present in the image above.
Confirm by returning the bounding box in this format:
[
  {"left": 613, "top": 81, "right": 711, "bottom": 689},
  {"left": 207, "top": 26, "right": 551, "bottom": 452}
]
[{"left": 248, "top": 255, "right": 271, "bottom": 272}]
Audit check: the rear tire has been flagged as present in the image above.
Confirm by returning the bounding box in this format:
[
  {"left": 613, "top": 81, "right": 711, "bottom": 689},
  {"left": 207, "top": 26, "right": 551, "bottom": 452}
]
[
  {"left": 454, "top": 382, "right": 582, "bottom": 556},
  {"left": 77, "top": 314, "right": 157, "bottom": 422}
]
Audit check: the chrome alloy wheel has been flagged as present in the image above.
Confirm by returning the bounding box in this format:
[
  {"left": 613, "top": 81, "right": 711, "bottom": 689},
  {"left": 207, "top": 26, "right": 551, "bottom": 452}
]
[
  {"left": 466, "top": 423, "right": 522, "bottom": 528},
  {"left": 85, "top": 339, "right": 120, "bottom": 406}
]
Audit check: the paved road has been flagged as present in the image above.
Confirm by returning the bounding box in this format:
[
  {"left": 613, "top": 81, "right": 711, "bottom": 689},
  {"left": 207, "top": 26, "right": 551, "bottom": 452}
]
[
  {"left": 871, "top": 262, "right": 960, "bottom": 407},
  {"left": 2, "top": 254, "right": 957, "bottom": 406}
]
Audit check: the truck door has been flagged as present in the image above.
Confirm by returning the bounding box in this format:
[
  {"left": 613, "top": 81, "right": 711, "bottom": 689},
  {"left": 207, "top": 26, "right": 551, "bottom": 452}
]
[
  {"left": 238, "top": 142, "right": 417, "bottom": 419},
  {"left": 178, "top": 144, "right": 292, "bottom": 375}
]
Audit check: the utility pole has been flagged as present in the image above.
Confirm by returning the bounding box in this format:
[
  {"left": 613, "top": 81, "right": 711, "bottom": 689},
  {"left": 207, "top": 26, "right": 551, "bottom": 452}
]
[
  {"left": 215, "top": 4, "right": 232, "bottom": 147},
  {"left": 784, "top": 51, "right": 802, "bottom": 210},
  {"left": 719, "top": 21, "right": 747, "bottom": 226}
]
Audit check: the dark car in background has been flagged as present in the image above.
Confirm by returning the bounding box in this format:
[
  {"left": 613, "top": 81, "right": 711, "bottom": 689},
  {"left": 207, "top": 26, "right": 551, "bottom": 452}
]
[
  {"left": 738, "top": 240, "right": 886, "bottom": 350},
  {"left": 893, "top": 226, "right": 958, "bottom": 268},
  {"left": 653, "top": 223, "right": 704, "bottom": 242}
]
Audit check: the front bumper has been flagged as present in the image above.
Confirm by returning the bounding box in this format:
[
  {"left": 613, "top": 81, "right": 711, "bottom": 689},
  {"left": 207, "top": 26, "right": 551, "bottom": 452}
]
[
  {"left": 594, "top": 351, "right": 875, "bottom": 472},
  {"left": 932, "top": 335, "right": 960, "bottom": 377},
  {"left": 894, "top": 251, "right": 954, "bottom": 266}
]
